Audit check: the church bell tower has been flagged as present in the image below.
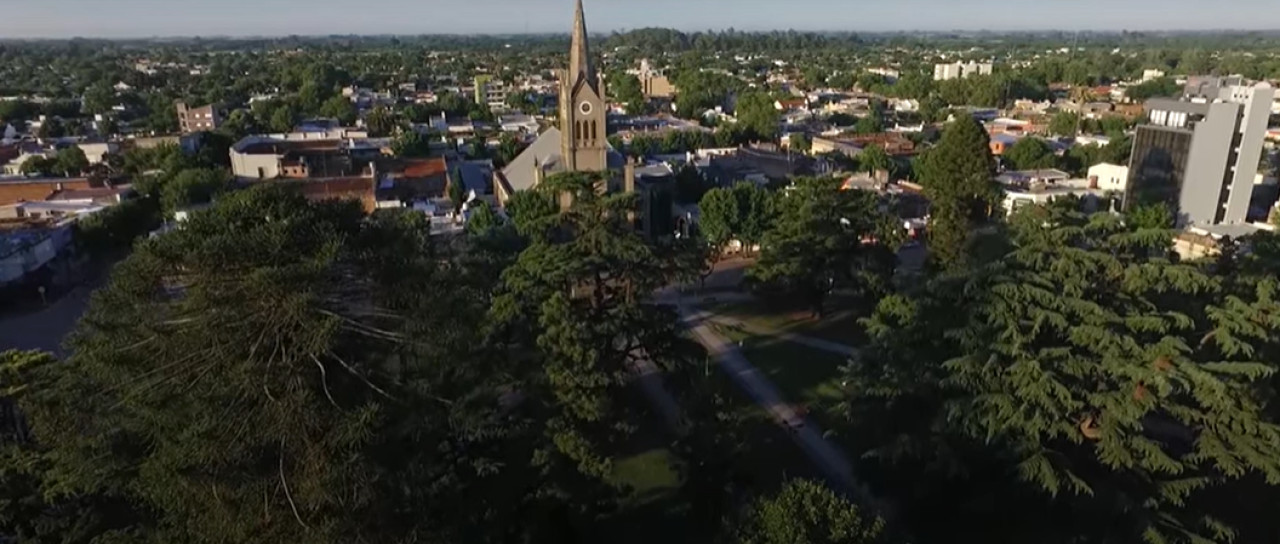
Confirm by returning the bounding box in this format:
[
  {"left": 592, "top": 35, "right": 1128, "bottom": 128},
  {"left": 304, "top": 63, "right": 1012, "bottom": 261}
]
[{"left": 560, "top": 0, "right": 607, "bottom": 172}]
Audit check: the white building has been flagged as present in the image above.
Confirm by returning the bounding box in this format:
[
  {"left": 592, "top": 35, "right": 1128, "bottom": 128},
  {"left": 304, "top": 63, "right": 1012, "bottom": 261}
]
[
  {"left": 933, "top": 62, "right": 993, "bottom": 81},
  {"left": 1141, "top": 69, "right": 1166, "bottom": 83},
  {"left": 1087, "top": 163, "right": 1129, "bottom": 193}
]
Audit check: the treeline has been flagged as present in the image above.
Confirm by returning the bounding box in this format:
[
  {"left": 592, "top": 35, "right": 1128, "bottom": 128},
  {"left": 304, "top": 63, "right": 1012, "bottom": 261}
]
[{"left": 604, "top": 28, "right": 864, "bottom": 53}]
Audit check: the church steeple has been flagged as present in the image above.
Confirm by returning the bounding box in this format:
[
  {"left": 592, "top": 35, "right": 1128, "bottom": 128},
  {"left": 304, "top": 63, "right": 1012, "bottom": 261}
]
[
  {"left": 560, "top": 0, "right": 607, "bottom": 172},
  {"left": 568, "top": 0, "right": 597, "bottom": 93}
]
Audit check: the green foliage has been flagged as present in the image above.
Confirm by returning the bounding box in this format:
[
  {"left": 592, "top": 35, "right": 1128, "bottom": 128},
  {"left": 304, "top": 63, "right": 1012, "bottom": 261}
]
[
  {"left": 858, "top": 145, "right": 893, "bottom": 176},
  {"left": 390, "top": 130, "right": 431, "bottom": 158},
  {"left": 846, "top": 208, "right": 1280, "bottom": 544},
  {"left": 465, "top": 200, "right": 501, "bottom": 235},
  {"left": 55, "top": 146, "right": 89, "bottom": 177},
  {"left": 318, "top": 96, "right": 357, "bottom": 125},
  {"left": 488, "top": 171, "right": 702, "bottom": 489},
  {"left": 4, "top": 185, "right": 531, "bottom": 543},
  {"left": 734, "top": 91, "right": 780, "bottom": 141},
  {"left": 268, "top": 103, "right": 297, "bottom": 133},
  {"left": 918, "top": 114, "right": 997, "bottom": 270},
  {"left": 1127, "top": 77, "right": 1182, "bottom": 101},
  {"left": 1127, "top": 202, "right": 1175, "bottom": 230},
  {"left": 76, "top": 197, "right": 163, "bottom": 257},
  {"left": 608, "top": 71, "right": 647, "bottom": 115},
  {"left": 747, "top": 177, "right": 899, "bottom": 315},
  {"left": 674, "top": 70, "right": 742, "bottom": 119},
  {"left": 733, "top": 479, "right": 889, "bottom": 544},
  {"left": 790, "top": 132, "right": 812, "bottom": 153},
  {"left": 364, "top": 106, "right": 398, "bottom": 137},
  {"left": 1048, "top": 111, "right": 1080, "bottom": 137},
  {"left": 160, "top": 168, "right": 231, "bottom": 215},
  {"left": 496, "top": 132, "right": 523, "bottom": 167},
  {"left": 1003, "top": 138, "right": 1059, "bottom": 171},
  {"left": 698, "top": 186, "right": 739, "bottom": 250}
]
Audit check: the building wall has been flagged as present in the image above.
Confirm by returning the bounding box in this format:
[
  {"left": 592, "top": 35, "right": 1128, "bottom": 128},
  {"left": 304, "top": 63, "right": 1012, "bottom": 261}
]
[
  {"left": 1088, "top": 163, "right": 1129, "bottom": 193},
  {"left": 641, "top": 75, "right": 676, "bottom": 99},
  {"left": 1222, "top": 84, "right": 1275, "bottom": 224},
  {"left": 230, "top": 151, "right": 282, "bottom": 180},
  {"left": 1126, "top": 126, "right": 1193, "bottom": 215},
  {"left": 1181, "top": 102, "right": 1239, "bottom": 225}
]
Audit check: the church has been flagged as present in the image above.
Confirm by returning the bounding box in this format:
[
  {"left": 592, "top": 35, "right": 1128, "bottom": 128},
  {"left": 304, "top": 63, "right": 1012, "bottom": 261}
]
[{"left": 495, "top": 0, "right": 673, "bottom": 235}]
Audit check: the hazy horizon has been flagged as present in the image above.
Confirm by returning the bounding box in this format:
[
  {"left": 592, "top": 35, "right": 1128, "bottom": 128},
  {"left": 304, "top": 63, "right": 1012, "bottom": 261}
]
[{"left": 5, "top": 0, "right": 1280, "bottom": 39}]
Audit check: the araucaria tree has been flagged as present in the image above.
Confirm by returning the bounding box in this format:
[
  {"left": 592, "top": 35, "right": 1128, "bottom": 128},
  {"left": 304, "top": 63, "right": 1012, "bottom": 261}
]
[
  {"left": 917, "top": 113, "right": 997, "bottom": 270},
  {"left": 2, "top": 185, "right": 530, "bottom": 543}
]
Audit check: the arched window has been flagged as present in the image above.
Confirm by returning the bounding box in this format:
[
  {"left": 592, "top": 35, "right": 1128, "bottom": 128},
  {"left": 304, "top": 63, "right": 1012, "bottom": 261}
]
[{"left": 590, "top": 120, "right": 598, "bottom": 142}]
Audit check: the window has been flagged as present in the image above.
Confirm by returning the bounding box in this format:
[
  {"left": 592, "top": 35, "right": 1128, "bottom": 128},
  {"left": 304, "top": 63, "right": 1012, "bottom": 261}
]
[{"left": 590, "top": 120, "right": 597, "bottom": 141}]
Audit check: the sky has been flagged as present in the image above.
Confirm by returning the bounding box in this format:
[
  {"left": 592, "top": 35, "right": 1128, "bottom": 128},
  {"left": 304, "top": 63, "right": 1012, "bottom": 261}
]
[{"left": 4, "top": 0, "right": 1280, "bottom": 38}]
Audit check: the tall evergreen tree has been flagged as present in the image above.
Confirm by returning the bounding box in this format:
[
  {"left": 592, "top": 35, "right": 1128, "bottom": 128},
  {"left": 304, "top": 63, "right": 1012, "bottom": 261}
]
[
  {"left": 3, "top": 186, "right": 531, "bottom": 543},
  {"left": 917, "top": 114, "right": 997, "bottom": 270}
]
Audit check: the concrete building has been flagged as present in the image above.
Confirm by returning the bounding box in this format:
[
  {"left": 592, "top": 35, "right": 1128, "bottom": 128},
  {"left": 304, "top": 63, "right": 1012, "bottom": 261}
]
[
  {"left": 473, "top": 76, "right": 510, "bottom": 110},
  {"left": 229, "top": 132, "right": 381, "bottom": 180},
  {"left": 933, "top": 61, "right": 993, "bottom": 81},
  {"left": 997, "top": 170, "right": 1110, "bottom": 217},
  {"left": 631, "top": 59, "right": 676, "bottom": 99},
  {"left": 1126, "top": 82, "right": 1275, "bottom": 226},
  {"left": 175, "top": 102, "right": 222, "bottom": 134}
]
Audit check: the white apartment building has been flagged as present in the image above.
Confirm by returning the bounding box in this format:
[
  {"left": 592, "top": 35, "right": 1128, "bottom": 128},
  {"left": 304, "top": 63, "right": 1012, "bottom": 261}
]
[{"left": 933, "top": 61, "right": 993, "bottom": 81}]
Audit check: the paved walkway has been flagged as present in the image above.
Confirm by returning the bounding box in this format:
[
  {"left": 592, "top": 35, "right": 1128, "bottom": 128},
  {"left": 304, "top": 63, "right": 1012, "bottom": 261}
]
[
  {"left": 691, "top": 311, "right": 859, "bottom": 357},
  {"left": 675, "top": 298, "right": 874, "bottom": 502},
  {"left": 0, "top": 282, "right": 97, "bottom": 357}
]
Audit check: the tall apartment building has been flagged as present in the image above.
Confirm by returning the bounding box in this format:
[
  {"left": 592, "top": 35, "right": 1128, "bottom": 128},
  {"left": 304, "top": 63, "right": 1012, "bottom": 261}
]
[
  {"left": 175, "top": 102, "right": 222, "bottom": 133},
  {"left": 1125, "top": 82, "right": 1275, "bottom": 226},
  {"left": 473, "top": 77, "right": 510, "bottom": 110},
  {"left": 933, "top": 61, "right": 993, "bottom": 81}
]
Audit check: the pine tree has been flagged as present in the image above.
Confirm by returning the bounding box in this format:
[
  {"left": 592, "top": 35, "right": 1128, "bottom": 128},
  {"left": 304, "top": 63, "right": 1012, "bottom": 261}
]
[{"left": 918, "top": 114, "right": 997, "bottom": 270}]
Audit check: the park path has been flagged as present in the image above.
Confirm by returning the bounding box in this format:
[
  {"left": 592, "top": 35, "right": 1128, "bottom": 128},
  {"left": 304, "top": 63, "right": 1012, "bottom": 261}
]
[
  {"left": 662, "top": 287, "right": 876, "bottom": 503},
  {"left": 692, "top": 310, "right": 859, "bottom": 357}
]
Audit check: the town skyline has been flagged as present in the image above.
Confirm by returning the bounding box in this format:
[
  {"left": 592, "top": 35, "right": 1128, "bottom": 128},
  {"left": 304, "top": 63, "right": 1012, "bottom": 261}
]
[{"left": 6, "top": 0, "right": 1280, "bottom": 39}]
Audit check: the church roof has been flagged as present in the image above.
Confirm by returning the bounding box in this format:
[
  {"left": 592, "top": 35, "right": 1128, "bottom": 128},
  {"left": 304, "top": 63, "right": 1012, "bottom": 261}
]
[
  {"left": 500, "top": 126, "right": 625, "bottom": 194},
  {"left": 501, "top": 127, "right": 565, "bottom": 193}
]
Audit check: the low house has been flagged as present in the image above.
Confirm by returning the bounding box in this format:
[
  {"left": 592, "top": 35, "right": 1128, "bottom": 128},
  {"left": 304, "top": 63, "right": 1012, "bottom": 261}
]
[{"left": 1087, "top": 163, "right": 1129, "bottom": 193}]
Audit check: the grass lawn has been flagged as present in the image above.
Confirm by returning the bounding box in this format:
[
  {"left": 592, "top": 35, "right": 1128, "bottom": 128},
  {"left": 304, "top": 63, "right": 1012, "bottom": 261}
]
[
  {"left": 610, "top": 449, "right": 683, "bottom": 507},
  {"left": 713, "top": 324, "right": 850, "bottom": 431},
  {"left": 702, "top": 297, "right": 868, "bottom": 346}
]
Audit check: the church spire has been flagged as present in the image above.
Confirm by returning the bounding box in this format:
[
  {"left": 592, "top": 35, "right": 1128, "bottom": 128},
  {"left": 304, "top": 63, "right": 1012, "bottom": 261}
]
[{"left": 568, "top": 0, "right": 597, "bottom": 91}]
